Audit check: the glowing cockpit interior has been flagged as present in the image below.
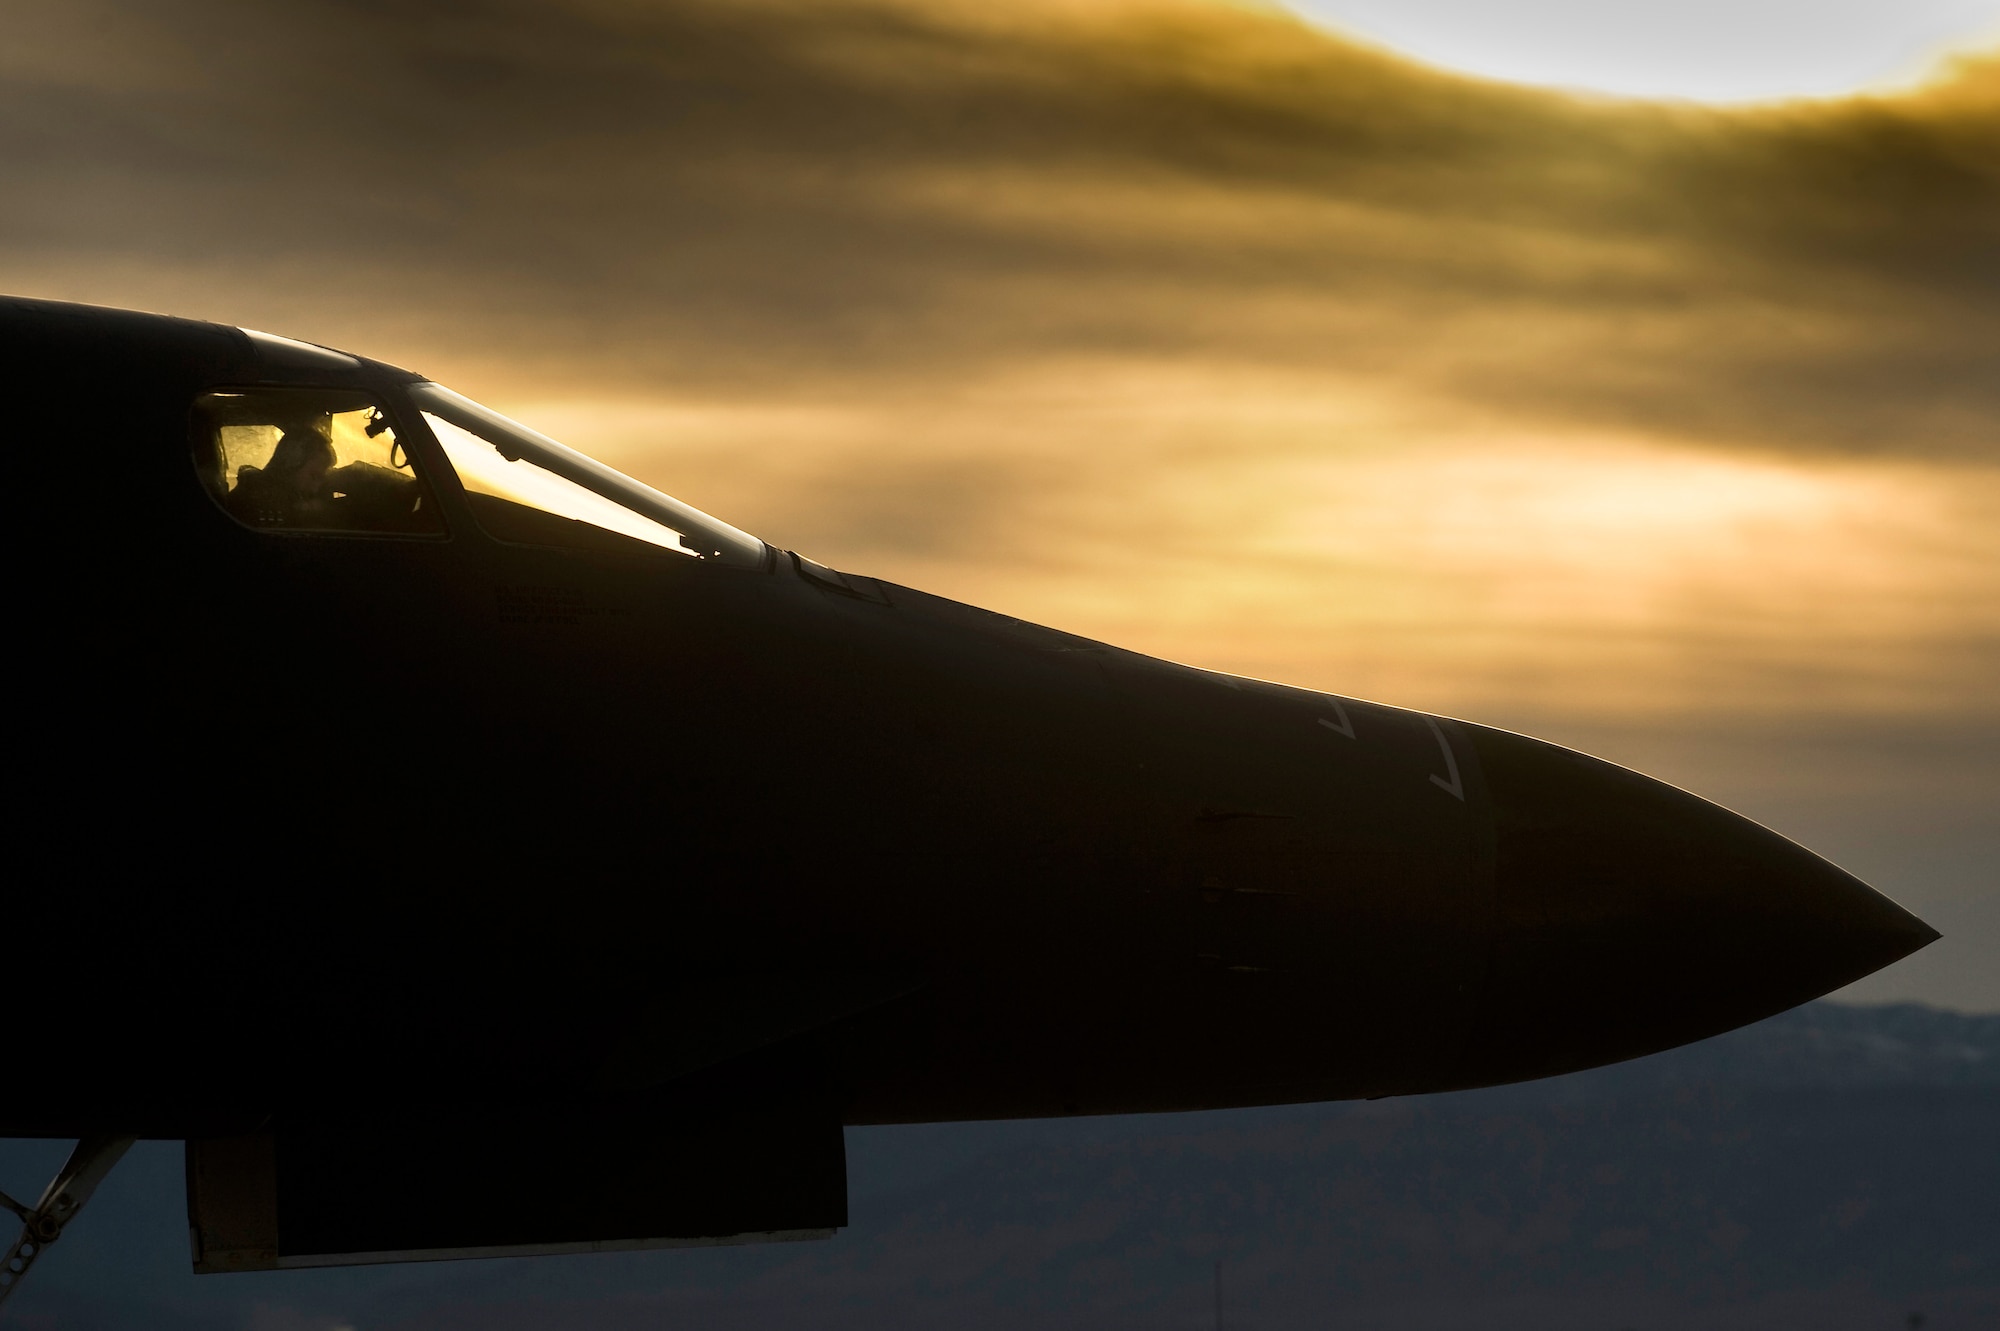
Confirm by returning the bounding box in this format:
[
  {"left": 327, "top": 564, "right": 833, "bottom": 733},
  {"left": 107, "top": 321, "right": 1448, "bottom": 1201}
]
[{"left": 192, "top": 387, "right": 443, "bottom": 536}]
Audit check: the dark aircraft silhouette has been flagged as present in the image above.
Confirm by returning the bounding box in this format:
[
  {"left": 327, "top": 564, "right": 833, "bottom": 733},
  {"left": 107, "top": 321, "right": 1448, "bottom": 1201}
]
[{"left": 0, "top": 296, "right": 1934, "bottom": 1295}]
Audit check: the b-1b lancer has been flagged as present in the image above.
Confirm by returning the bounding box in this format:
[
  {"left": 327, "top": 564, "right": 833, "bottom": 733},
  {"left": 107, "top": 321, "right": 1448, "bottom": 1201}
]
[{"left": 0, "top": 297, "right": 1935, "bottom": 1297}]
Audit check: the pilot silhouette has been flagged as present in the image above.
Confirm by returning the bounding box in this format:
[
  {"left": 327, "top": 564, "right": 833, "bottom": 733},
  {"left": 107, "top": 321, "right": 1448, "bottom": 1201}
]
[{"left": 226, "top": 423, "right": 337, "bottom": 527}]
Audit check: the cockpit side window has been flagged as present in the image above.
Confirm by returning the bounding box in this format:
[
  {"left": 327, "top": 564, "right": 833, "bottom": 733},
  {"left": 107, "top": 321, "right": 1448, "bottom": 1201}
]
[
  {"left": 408, "top": 382, "right": 766, "bottom": 568},
  {"left": 192, "top": 389, "right": 444, "bottom": 536}
]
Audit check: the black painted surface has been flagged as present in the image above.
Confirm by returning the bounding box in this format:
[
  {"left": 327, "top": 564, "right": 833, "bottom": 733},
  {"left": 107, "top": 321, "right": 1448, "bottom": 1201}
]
[{"left": 0, "top": 296, "right": 1941, "bottom": 1266}]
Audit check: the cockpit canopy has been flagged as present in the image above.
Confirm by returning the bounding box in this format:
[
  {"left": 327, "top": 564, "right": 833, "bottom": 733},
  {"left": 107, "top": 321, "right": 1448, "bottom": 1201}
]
[
  {"left": 410, "top": 384, "right": 764, "bottom": 566},
  {"left": 191, "top": 380, "right": 766, "bottom": 568}
]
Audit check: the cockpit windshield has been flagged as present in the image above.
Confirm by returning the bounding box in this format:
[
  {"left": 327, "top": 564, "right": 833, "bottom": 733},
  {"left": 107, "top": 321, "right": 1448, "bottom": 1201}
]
[{"left": 410, "top": 383, "right": 766, "bottom": 568}]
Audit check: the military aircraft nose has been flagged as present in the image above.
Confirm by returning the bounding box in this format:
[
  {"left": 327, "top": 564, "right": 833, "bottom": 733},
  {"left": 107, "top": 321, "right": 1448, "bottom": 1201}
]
[{"left": 1454, "top": 724, "right": 1938, "bottom": 1087}]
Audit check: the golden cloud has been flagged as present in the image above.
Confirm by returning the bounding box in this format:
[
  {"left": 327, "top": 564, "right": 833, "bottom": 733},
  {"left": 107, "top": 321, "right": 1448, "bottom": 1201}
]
[{"left": 6, "top": 0, "right": 1998, "bottom": 725}]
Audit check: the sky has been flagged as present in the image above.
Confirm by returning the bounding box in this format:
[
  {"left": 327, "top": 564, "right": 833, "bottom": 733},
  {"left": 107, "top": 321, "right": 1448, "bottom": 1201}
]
[
  {"left": 4, "top": 0, "right": 1996, "bottom": 1009},
  {"left": 1282, "top": 0, "right": 2000, "bottom": 101}
]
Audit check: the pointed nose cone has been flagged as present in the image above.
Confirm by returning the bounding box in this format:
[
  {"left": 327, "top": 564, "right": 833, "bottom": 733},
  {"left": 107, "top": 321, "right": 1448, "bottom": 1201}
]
[{"left": 1456, "top": 724, "right": 1938, "bottom": 1087}]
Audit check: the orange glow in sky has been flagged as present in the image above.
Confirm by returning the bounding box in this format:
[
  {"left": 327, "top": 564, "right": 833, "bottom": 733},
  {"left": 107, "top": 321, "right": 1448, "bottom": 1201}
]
[{"left": 1282, "top": 0, "right": 2000, "bottom": 101}]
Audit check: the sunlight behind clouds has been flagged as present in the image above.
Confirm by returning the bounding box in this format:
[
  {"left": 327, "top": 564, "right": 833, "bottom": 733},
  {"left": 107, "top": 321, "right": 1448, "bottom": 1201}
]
[
  {"left": 513, "top": 381, "right": 2000, "bottom": 726},
  {"left": 1281, "top": 0, "right": 2000, "bottom": 100}
]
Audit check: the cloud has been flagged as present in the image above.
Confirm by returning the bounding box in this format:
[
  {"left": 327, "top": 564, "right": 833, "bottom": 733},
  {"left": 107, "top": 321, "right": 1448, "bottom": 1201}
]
[
  {"left": 6, "top": 0, "right": 1998, "bottom": 727},
  {"left": 5, "top": 0, "right": 1996, "bottom": 456}
]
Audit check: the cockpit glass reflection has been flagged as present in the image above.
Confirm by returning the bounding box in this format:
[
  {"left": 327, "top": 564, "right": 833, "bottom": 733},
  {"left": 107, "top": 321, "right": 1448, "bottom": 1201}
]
[
  {"left": 192, "top": 389, "right": 443, "bottom": 535},
  {"left": 410, "top": 383, "right": 766, "bottom": 568}
]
